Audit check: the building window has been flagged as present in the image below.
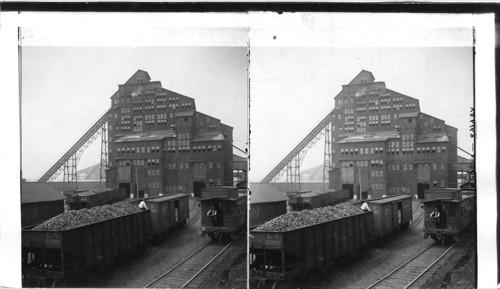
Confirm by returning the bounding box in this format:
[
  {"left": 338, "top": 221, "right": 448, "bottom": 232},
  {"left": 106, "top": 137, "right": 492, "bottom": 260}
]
[
  {"left": 433, "top": 163, "right": 437, "bottom": 170},
  {"left": 441, "top": 163, "right": 445, "bottom": 170}
]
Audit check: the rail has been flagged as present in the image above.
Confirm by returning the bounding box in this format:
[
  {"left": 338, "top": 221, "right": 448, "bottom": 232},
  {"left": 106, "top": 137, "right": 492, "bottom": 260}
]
[
  {"left": 366, "top": 243, "right": 455, "bottom": 289},
  {"left": 145, "top": 241, "right": 233, "bottom": 288},
  {"left": 260, "top": 107, "right": 340, "bottom": 184}
]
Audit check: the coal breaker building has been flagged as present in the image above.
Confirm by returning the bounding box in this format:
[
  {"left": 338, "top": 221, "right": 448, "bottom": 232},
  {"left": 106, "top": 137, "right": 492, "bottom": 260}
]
[
  {"left": 329, "top": 70, "right": 458, "bottom": 200},
  {"left": 106, "top": 70, "right": 237, "bottom": 198}
]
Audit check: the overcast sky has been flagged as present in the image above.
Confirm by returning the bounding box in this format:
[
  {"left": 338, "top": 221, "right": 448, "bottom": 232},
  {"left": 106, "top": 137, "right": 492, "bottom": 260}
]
[
  {"left": 22, "top": 45, "right": 248, "bottom": 180},
  {"left": 250, "top": 46, "right": 473, "bottom": 182}
]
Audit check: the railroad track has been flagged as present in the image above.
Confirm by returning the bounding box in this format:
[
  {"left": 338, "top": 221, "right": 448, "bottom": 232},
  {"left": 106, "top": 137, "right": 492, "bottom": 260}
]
[
  {"left": 145, "top": 241, "right": 233, "bottom": 288},
  {"left": 367, "top": 244, "right": 455, "bottom": 289}
]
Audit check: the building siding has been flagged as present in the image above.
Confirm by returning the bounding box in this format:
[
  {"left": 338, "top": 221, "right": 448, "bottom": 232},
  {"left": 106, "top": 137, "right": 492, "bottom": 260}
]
[
  {"left": 106, "top": 70, "right": 234, "bottom": 197},
  {"left": 329, "top": 71, "right": 458, "bottom": 199}
]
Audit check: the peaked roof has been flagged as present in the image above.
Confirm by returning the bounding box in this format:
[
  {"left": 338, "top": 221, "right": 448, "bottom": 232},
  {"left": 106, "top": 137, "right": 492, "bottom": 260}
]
[
  {"left": 348, "top": 70, "right": 375, "bottom": 85},
  {"left": 125, "top": 69, "right": 151, "bottom": 84},
  {"left": 250, "top": 183, "right": 289, "bottom": 204},
  {"left": 22, "top": 183, "right": 66, "bottom": 204}
]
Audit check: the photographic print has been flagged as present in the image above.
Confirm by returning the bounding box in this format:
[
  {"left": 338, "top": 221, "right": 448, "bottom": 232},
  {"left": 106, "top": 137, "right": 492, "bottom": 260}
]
[
  {"left": 18, "top": 15, "right": 248, "bottom": 288},
  {"left": 247, "top": 13, "right": 491, "bottom": 289},
  {"left": 0, "top": 9, "right": 496, "bottom": 289}
]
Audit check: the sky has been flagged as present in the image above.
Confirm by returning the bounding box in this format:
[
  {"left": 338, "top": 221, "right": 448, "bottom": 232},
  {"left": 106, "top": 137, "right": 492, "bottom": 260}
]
[
  {"left": 250, "top": 46, "right": 474, "bottom": 182},
  {"left": 250, "top": 47, "right": 473, "bottom": 182},
  {"left": 22, "top": 46, "right": 248, "bottom": 181}
]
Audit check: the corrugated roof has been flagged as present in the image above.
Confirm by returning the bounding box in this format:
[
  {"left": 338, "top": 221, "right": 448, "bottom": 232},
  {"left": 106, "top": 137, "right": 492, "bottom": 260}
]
[
  {"left": 399, "top": 112, "right": 419, "bottom": 118},
  {"left": 192, "top": 132, "right": 225, "bottom": 142},
  {"left": 416, "top": 133, "right": 449, "bottom": 144},
  {"left": 175, "top": 111, "right": 195, "bottom": 118},
  {"left": 250, "top": 183, "right": 289, "bottom": 204},
  {"left": 146, "top": 193, "right": 188, "bottom": 203},
  {"left": 115, "top": 130, "right": 175, "bottom": 143},
  {"left": 338, "top": 131, "right": 399, "bottom": 144},
  {"left": 22, "top": 183, "right": 66, "bottom": 204}
]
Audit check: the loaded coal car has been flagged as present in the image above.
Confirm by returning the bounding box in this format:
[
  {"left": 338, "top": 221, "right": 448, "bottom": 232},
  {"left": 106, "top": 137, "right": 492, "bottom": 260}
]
[
  {"left": 67, "top": 188, "right": 127, "bottom": 210},
  {"left": 146, "top": 193, "right": 189, "bottom": 238},
  {"left": 367, "top": 194, "right": 413, "bottom": 237},
  {"left": 288, "top": 189, "right": 349, "bottom": 211},
  {"left": 22, "top": 203, "right": 151, "bottom": 287},
  {"left": 250, "top": 203, "right": 373, "bottom": 288},
  {"left": 422, "top": 188, "right": 475, "bottom": 242},
  {"left": 200, "top": 186, "right": 247, "bottom": 241}
]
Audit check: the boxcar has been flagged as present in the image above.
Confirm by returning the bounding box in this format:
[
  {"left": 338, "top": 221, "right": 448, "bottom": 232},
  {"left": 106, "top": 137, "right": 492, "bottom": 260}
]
[
  {"left": 250, "top": 211, "right": 374, "bottom": 287},
  {"left": 289, "top": 190, "right": 350, "bottom": 211},
  {"left": 200, "top": 187, "right": 247, "bottom": 240},
  {"left": 67, "top": 188, "right": 127, "bottom": 210},
  {"left": 146, "top": 193, "right": 189, "bottom": 237},
  {"left": 423, "top": 194, "right": 475, "bottom": 242},
  {"left": 22, "top": 210, "right": 152, "bottom": 287},
  {"left": 367, "top": 194, "right": 413, "bottom": 238},
  {"left": 424, "top": 188, "right": 461, "bottom": 201},
  {"left": 22, "top": 200, "right": 65, "bottom": 228}
]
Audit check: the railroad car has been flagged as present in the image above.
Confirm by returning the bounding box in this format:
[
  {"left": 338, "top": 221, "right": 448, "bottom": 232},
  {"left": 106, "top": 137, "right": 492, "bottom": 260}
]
[
  {"left": 422, "top": 188, "right": 475, "bottom": 242},
  {"left": 22, "top": 209, "right": 152, "bottom": 287},
  {"left": 200, "top": 186, "right": 247, "bottom": 241},
  {"left": 146, "top": 193, "right": 189, "bottom": 237},
  {"left": 250, "top": 211, "right": 374, "bottom": 288},
  {"left": 67, "top": 188, "right": 127, "bottom": 210},
  {"left": 249, "top": 194, "right": 413, "bottom": 287},
  {"left": 288, "top": 189, "right": 349, "bottom": 211},
  {"left": 367, "top": 194, "right": 413, "bottom": 237}
]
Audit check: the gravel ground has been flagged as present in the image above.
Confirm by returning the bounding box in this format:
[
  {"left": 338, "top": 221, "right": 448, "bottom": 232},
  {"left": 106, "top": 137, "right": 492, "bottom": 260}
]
[
  {"left": 201, "top": 232, "right": 248, "bottom": 289},
  {"left": 422, "top": 228, "right": 476, "bottom": 289}
]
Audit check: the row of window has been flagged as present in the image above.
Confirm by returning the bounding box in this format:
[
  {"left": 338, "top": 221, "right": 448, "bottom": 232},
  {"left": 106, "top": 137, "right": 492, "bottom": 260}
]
[
  {"left": 166, "top": 162, "right": 189, "bottom": 170},
  {"left": 371, "top": 183, "right": 385, "bottom": 190},
  {"left": 371, "top": 170, "right": 384, "bottom": 177},
  {"left": 148, "top": 182, "right": 161, "bottom": 189},
  {"left": 117, "top": 146, "right": 162, "bottom": 154},
  {"left": 340, "top": 147, "right": 385, "bottom": 155},
  {"left": 340, "top": 159, "right": 385, "bottom": 167},
  {"left": 148, "top": 169, "right": 161, "bottom": 176},
  {"left": 386, "top": 146, "right": 447, "bottom": 155}
]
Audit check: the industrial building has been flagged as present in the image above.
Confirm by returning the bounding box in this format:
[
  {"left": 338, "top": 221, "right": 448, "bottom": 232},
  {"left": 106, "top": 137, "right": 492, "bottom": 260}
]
[
  {"left": 106, "top": 70, "right": 237, "bottom": 198},
  {"left": 329, "top": 70, "right": 458, "bottom": 199}
]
